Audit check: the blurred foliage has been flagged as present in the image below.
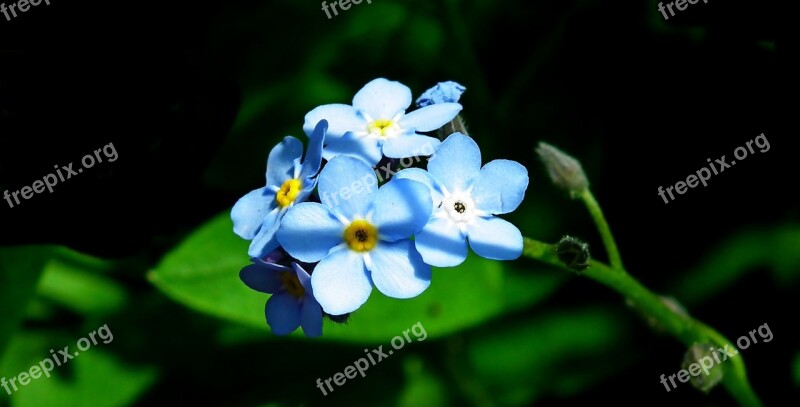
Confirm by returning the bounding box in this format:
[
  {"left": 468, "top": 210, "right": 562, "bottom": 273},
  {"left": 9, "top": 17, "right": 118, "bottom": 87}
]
[
  {"left": 3, "top": 214, "right": 793, "bottom": 405},
  {"left": 36, "top": 250, "right": 127, "bottom": 316},
  {"left": 794, "top": 353, "right": 800, "bottom": 387},
  {"left": 1, "top": 332, "right": 156, "bottom": 407},
  {"left": 0, "top": 247, "right": 155, "bottom": 407},
  {"left": 0, "top": 246, "right": 50, "bottom": 362},
  {"left": 397, "top": 356, "right": 449, "bottom": 407},
  {"left": 670, "top": 225, "right": 800, "bottom": 304},
  {"left": 466, "top": 309, "right": 635, "bottom": 406}
]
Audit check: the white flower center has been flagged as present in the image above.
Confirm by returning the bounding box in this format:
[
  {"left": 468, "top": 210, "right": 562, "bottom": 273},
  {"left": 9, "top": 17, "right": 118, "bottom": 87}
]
[{"left": 440, "top": 193, "right": 477, "bottom": 224}]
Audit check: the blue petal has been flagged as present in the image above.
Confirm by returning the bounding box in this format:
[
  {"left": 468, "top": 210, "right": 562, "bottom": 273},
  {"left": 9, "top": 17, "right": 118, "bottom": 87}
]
[
  {"left": 292, "top": 187, "right": 314, "bottom": 208},
  {"left": 300, "top": 119, "right": 328, "bottom": 181},
  {"left": 304, "top": 104, "right": 365, "bottom": 139},
  {"left": 311, "top": 248, "right": 372, "bottom": 315},
  {"left": 247, "top": 207, "right": 283, "bottom": 258},
  {"left": 394, "top": 168, "right": 444, "bottom": 204},
  {"left": 322, "top": 131, "right": 384, "bottom": 166},
  {"left": 277, "top": 203, "right": 344, "bottom": 263},
  {"left": 399, "top": 103, "right": 462, "bottom": 132},
  {"left": 414, "top": 217, "right": 468, "bottom": 267},
  {"left": 231, "top": 187, "right": 275, "bottom": 240},
  {"left": 382, "top": 134, "right": 441, "bottom": 160},
  {"left": 265, "top": 293, "right": 302, "bottom": 335},
  {"left": 471, "top": 159, "right": 529, "bottom": 214},
  {"left": 428, "top": 133, "right": 481, "bottom": 193},
  {"left": 353, "top": 78, "right": 412, "bottom": 120},
  {"left": 367, "top": 239, "right": 431, "bottom": 299},
  {"left": 292, "top": 263, "right": 313, "bottom": 293},
  {"left": 467, "top": 216, "right": 523, "bottom": 261},
  {"left": 266, "top": 136, "right": 304, "bottom": 188},
  {"left": 240, "top": 263, "right": 284, "bottom": 294},
  {"left": 253, "top": 255, "right": 291, "bottom": 271},
  {"left": 300, "top": 296, "right": 323, "bottom": 337},
  {"left": 370, "top": 179, "right": 432, "bottom": 242},
  {"left": 416, "top": 81, "right": 467, "bottom": 107},
  {"left": 318, "top": 156, "right": 377, "bottom": 219}
]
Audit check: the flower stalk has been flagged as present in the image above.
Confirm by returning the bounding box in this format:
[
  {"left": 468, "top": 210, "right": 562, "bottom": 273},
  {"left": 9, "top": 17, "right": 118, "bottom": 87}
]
[
  {"left": 579, "top": 189, "right": 623, "bottom": 270},
  {"left": 522, "top": 213, "right": 762, "bottom": 406},
  {"left": 529, "top": 142, "right": 763, "bottom": 406}
]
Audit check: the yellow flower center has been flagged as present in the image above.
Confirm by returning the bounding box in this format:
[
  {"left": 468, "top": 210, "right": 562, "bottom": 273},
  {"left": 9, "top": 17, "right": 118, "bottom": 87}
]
[
  {"left": 367, "top": 119, "right": 396, "bottom": 137},
  {"left": 343, "top": 220, "right": 378, "bottom": 252},
  {"left": 276, "top": 179, "right": 303, "bottom": 208},
  {"left": 280, "top": 271, "right": 305, "bottom": 299}
]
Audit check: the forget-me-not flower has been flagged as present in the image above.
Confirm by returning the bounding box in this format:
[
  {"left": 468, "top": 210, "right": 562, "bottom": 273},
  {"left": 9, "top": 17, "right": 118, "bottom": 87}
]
[
  {"left": 416, "top": 81, "right": 466, "bottom": 107},
  {"left": 231, "top": 120, "right": 327, "bottom": 258},
  {"left": 303, "top": 78, "right": 462, "bottom": 166},
  {"left": 240, "top": 253, "right": 322, "bottom": 337},
  {"left": 276, "top": 155, "right": 433, "bottom": 315},
  {"left": 395, "top": 132, "right": 529, "bottom": 267}
]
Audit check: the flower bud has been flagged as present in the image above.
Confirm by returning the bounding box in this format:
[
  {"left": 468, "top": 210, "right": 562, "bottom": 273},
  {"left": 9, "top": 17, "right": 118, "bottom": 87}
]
[
  {"left": 556, "top": 235, "right": 590, "bottom": 272},
  {"left": 416, "top": 81, "right": 468, "bottom": 139},
  {"left": 536, "top": 142, "right": 589, "bottom": 196},
  {"left": 416, "top": 81, "right": 466, "bottom": 107},
  {"left": 682, "top": 343, "right": 724, "bottom": 393}
]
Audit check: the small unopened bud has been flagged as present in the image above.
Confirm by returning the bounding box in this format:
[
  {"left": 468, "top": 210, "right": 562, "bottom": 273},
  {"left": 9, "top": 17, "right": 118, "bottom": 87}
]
[
  {"left": 556, "top": 236, "right": 590, "bottom": 272},
  {"left": 682, "top": 343, "right": 724, "bottom": 393},
  {"left": 416, "top": 81, "right": 466, "bottom": 107},
  {"left": 536, "top": 142, "right": 589, "bottom": 196},
  {"left": 415, "top": 81, "right": 468, "bottom": 139}
]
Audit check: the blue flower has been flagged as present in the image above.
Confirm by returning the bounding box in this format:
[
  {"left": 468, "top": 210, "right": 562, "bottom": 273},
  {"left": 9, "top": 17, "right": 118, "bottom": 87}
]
[
  {"left": 231, "top": 120, "right": 327, "bottom": 258},
  {"left": 416, "top": 81, "right": 466, "bottom": 107},
  {"left": 276, "top": 155, "right": 433, "bottom": 315},
  {"left": 395, "top": 132, "right": 529, "bottom": 267},
  {"left": 303, "top": 78, "right": 462, "bottom": 166},
  {"left": 239, "top": 253, "right": 323, "bottom": 337}
]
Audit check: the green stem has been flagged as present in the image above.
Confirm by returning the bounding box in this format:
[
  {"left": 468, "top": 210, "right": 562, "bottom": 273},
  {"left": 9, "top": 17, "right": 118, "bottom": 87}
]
[
  {"left": 522, "top": 238, "right": 763, "bottom": 407},
  {"left": 580, "top": 189, "right": 623, "bottom": 270}
]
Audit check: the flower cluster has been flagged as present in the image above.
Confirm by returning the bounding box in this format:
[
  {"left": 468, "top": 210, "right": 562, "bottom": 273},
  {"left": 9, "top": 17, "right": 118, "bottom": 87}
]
[{"left": 232, "top": 78, "right": 529, "bottom": 337}]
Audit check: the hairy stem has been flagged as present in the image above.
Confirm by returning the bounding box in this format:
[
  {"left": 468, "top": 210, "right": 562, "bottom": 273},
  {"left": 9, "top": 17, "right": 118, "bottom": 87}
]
[
  {"left": 580, "top": 189, "right": 623, "bottom": 270},
  {"left": 522, "top": 238, "right": 763, "bottom": 407}
]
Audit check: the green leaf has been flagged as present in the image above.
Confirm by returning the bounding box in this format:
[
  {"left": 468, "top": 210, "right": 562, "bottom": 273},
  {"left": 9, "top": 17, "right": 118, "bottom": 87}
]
[
  {"left": 397, "top": 356, "right": 448, "bottom": 407},
  {"left": 36, "top": 249, "right": 126, "bottom": 316},
  {"left": 467, "top": 308, "right": 634, "bottom": 406},
  {"left": 0, "top": 246, "right": 51, "bottom": 362},
  {"left": 0, "top": 331, "right": 156, "bottom": 407},
  {"left": 150, "top": 211, "right": 566, "bottom": 343},
  {"left": 671, "top": 225, "right": 800, "bottom": 305},
  {"left": 793, "top": 352, "right": 800, "bottom": 387}
]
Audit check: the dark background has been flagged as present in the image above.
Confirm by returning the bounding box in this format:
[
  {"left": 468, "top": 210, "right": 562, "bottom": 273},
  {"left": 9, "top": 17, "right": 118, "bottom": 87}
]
[{"left": 0, "top": 0, "right": 797, "bottom": 406}]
